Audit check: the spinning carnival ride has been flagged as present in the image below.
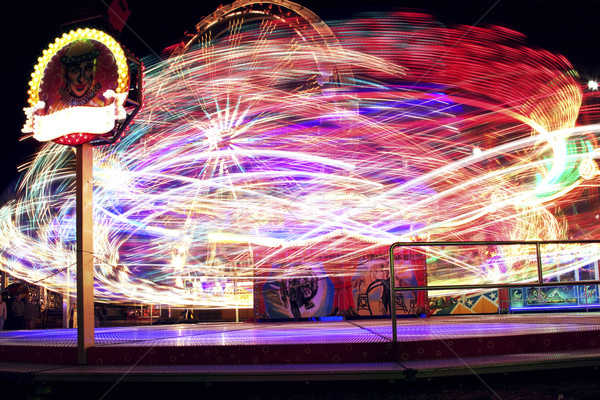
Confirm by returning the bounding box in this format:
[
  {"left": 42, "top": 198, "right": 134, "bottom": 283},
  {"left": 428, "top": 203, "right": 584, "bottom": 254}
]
[{"left": 2, "top": 1, "right": 600, "bottom": 308}]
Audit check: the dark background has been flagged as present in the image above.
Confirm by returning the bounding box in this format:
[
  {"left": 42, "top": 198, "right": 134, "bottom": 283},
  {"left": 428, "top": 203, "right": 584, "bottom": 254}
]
[{"left": 2, "top": 0, "right": 598, "bottom": 192}]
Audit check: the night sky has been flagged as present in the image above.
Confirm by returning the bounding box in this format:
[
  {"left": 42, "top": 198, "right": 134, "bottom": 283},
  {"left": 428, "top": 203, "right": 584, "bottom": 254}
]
[{"left": 2, "top": 0, "right": 599, "bottom": 192}]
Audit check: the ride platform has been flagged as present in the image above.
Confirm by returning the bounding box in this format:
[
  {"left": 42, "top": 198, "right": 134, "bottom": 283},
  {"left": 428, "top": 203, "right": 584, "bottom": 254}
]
[{"left": 1, "top": 313, "right": 599, "bottom": 382}]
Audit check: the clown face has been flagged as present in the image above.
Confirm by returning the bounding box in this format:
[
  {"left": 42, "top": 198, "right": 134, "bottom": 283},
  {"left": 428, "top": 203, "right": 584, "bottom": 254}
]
[{"left": 66, "top": 60, "right": 95, "bottom": 98}]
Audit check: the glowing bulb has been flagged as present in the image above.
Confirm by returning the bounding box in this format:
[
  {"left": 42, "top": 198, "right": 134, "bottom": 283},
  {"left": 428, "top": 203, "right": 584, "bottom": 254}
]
[{"left": 588, "top": 80, "right": 598, "bottom": 91}]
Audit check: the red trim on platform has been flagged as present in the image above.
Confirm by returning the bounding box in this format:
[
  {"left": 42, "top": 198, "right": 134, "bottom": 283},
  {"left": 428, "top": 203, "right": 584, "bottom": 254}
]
[{"left": 2, "top": 329, "right": 599, "bottom": 366}]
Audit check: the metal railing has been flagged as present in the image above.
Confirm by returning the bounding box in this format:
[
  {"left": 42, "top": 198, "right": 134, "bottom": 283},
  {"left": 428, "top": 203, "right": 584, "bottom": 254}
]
[{"left": 388, "top": 240, "right": 600, "bottom": 343}]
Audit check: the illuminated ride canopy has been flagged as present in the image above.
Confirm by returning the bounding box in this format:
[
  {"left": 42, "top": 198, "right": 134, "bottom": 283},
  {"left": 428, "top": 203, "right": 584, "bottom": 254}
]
[{"left": 2, "top": 2, "right": 600, "bottom": 307}]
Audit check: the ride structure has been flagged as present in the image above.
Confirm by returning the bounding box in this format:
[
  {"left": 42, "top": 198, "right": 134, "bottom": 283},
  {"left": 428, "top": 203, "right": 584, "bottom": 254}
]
[{"left": 4, "top": 1, "right": 600, "bottom": 324}]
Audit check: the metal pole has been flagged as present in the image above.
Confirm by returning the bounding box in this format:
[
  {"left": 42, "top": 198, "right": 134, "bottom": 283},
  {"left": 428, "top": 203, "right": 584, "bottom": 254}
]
[
  {"left": 389, "top": 244, "right": 397, "bottom": 344},
  {"left": 585, "top": 285, "right": 589, "bottom": 313},
  {"left": 535, "top": 242, "right": 544, "bottom": 284},
  {"left": 234, "top": 278, "right": 239, "bottom": 323},
  {"left": 76, "top": 142, "right": 95, "bottom": 364},
  {"left": 63, "top": 273, "right": 70, "bottom": 329}
]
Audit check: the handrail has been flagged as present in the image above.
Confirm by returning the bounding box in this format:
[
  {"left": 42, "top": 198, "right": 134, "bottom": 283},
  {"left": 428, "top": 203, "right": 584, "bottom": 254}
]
[{"left": 388, "top": 240, "right": 600, "bottom": 344}]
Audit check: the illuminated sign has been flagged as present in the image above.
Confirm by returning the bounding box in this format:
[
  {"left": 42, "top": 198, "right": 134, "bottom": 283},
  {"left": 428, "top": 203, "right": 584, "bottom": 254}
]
[{"left": 22, "top": 28, "right": 137, "bottom": 145}]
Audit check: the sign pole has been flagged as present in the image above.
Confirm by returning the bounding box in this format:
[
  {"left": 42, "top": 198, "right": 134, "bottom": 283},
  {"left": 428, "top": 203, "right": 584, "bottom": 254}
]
[
  {"left": 22, "top": 28, "right": 142, "bottom": 364},
  {"left": 76, "top": 142, "right": 95, "bottom": 364}
]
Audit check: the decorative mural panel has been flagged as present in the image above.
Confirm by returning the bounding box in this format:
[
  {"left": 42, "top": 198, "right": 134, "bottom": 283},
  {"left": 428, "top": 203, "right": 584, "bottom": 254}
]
[
  {"left": 255, "top": 249, "right": 427, "bottom": 320},
  {"left": 429, "top": 290, "right": 501, "bottom": 315},
  {"left": 510, "top": 285, "right": 599, "bottom": 311}
]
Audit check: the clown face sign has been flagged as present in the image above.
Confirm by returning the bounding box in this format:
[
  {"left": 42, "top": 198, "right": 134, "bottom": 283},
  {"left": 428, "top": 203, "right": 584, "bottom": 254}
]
[{"left": 22, "top": 28, "right": 132, "bottom": 146}]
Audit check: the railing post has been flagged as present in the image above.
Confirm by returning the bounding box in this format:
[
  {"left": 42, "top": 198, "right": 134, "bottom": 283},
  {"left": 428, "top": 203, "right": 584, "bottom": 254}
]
[
  {"left": 535, "top": 242, "right": 543, "bottom": 284},
  {"left": 389, "top": 243, "right": 397, "bottom": 345}
]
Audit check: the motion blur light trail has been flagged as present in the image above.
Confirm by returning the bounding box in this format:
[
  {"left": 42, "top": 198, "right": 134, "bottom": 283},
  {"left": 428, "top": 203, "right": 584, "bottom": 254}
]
[{"left": 2, "top": 5, "right": 600, "bottom": 306}]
